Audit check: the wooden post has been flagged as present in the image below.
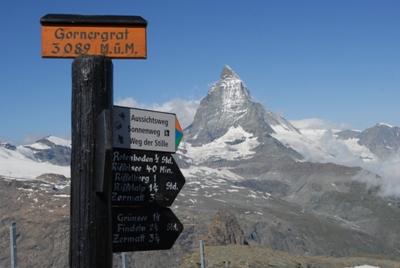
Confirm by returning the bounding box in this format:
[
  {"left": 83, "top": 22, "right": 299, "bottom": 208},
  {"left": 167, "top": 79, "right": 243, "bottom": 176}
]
[{"left": 70, "top": 55, "right": 113, "bottom": 267}]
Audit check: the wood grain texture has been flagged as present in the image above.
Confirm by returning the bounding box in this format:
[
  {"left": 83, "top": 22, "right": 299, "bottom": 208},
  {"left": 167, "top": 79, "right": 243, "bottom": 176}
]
[{"left": 70, "top": 55, "right": 113, "bottom": 267}]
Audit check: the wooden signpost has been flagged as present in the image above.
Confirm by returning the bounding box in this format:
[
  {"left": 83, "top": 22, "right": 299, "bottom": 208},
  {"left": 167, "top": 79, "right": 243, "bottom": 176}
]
[
  {"left": 41, "top": 14, "right": 185, "bottom": 267},
  {"left": 111, "top": 106, "right": 185, "bottom": 253}
]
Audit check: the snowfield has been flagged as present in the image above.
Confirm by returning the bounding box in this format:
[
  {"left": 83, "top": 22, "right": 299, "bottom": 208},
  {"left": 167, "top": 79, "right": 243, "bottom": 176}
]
[
  {"left": 181, "top": 126, "right": 259, "bottom": 163},
  {"left": 0, "top": 136, "right": 70, "bottom": 179}
]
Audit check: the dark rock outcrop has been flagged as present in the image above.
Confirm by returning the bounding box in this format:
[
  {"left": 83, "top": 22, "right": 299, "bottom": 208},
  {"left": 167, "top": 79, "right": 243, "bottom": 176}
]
[{"left": 202, "top": 211, "right": 248, "bottom": 246}]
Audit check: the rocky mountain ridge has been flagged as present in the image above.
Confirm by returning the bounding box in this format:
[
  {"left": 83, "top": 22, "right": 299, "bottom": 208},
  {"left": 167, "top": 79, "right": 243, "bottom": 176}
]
[
  {"left": 0, "top": 136, "right": 71, "bottom": 180},
  {"left": 23, "top": 136, "right": 71, "bottom": 166},
  {"left": 183, "top": 66, "right": 302, "bottom": 163},
  {"left": 336, "top": 123, "right": 400, "bottom": 160}
]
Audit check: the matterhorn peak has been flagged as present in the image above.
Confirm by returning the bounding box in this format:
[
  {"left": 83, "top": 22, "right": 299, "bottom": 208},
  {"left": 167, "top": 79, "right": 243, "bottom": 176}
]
[
  {"left": 208, "top": 66, "right": 251, "bottom": 106},
  {"left": 221, "top": 65, "right": 240, "bottom": 80},
  {"left": 184, "top": 66, "right": 300, "bottom": 147}
]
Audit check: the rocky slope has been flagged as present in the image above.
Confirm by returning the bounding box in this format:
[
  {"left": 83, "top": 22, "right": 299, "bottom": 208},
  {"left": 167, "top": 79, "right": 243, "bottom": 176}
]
[
  {"left": 180, "top": 244, "right": 400, "bottom": 268},
  {"left": 2, "top": 176, "right": 400, "bottom": 267}
]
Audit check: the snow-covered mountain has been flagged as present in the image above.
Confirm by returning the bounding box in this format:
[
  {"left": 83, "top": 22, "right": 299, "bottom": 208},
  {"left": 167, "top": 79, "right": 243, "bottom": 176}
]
[
  {"left": 1, "top": 66, "right": 399, "bottom": 185},
  {"left": 336, "top": 123, "right": 400, "bottom": 160},
  {"left": 180, "top": 66, "right": 304, "bottom": 175},
  {"left": 178, "top": 66, "right": 399, "bottom": 180},
  {"left": 185, "top": 66, "right": 299, "bottom": 145},
  {"left": 0, "top": 136, "right": 70, "bottom": 179},
  {"left": 289, "top": 121, "right": 400, "bottom": 164}
]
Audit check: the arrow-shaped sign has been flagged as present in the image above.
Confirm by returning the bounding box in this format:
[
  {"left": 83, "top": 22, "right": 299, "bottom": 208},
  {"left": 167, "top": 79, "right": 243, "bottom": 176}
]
[
  {"left": 113, "top": 106, "right": 183, "bottom": 153},
  {"left": 112, "top": 207, "right": 183, "bottom": 252},
  {"left": 111, "top": 148, "right": 186, "bottom": 207}
]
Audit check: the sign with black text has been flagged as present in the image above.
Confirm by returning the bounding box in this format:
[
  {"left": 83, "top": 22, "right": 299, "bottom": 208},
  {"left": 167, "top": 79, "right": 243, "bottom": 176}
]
[
  {"left": 113, "top": 106, "right": 183, "bottom": 153},
  {"left": 40, "top": 14, "right": 147, "bottom": 59}
]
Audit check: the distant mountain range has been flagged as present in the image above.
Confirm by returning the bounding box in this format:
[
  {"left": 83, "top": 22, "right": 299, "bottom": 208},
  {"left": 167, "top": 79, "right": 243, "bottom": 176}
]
[
  {"left": 0, "top": 136, "right": 70, "bottom": 179},
  {"left": 1, "top": 66, "right": 399, "bottom": 180},
  {"left": 1, "top": 65, "right": 400, "bottom": 267},
  {"left": 336, "top": 123, "right": 400, "bottom": 160}
]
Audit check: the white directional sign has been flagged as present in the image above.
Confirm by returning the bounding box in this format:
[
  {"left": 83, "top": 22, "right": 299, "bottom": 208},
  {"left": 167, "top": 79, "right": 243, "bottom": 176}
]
[{"left": 113, "top": 106, "right": 182, "bottom": 153}]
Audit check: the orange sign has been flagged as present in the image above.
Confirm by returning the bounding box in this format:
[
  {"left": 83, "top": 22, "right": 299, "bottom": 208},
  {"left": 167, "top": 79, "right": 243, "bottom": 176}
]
[{"left": 40, "top": 14, "right": 147, "bottom": 59}]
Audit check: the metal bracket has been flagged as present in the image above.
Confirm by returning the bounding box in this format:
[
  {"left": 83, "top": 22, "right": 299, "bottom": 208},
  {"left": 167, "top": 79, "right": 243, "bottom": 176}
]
[{"left": 94, "top": 109, "right": 112, "bottom": 193}]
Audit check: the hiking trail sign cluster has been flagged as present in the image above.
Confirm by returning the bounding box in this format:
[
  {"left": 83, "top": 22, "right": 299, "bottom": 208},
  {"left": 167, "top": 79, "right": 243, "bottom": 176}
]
[{"left": 111, "top": 106, "right": 185, "bottom": 252}]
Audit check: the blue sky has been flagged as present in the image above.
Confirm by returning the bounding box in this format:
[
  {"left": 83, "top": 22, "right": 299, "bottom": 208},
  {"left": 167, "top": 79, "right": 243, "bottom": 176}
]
[{"left": 1, "top": 0, "right": 399, "bottom": 145}]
